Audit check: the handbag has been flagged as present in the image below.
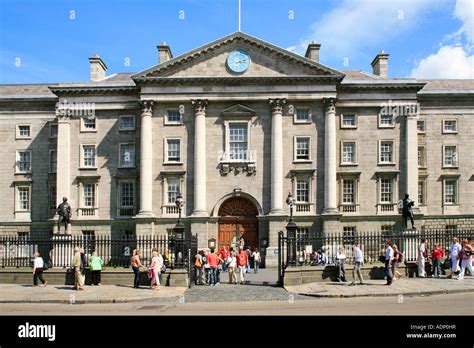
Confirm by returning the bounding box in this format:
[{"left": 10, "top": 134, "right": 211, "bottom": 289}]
[
  {"left": 147, "top": 268, "right": 153, "bottom": 279},
  {"left": 161, "top": 264, "right": 166, "bottom": 273}
]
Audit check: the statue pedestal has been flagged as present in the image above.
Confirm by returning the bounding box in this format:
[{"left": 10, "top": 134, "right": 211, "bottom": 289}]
[{"left": 50, "top": 234, "right": 73, "bottom": 268}]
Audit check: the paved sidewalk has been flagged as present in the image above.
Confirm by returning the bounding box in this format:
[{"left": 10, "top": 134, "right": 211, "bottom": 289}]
[
  {"left": 285, "top": 276, "right": 474, "bottom": 298},
  {"left": 0, "top": 284, "right": 186, "bottom": 304}
]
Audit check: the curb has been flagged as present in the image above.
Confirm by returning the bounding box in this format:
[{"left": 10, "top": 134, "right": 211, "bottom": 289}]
[
  {"left": 0, "top": 296, "right": 181, "bottom": 304},
  {"left": 290, "top": 288, "right": 474, "bottom": 298}
]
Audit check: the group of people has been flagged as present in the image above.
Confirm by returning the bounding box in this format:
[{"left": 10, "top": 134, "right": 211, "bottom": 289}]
[
  {"left": 71, "top": 247, "right": 103, "bottom": 290},
  {"left": 332, "top": 243, "right": 365, "bottom": 285},
  {"left": 383, "top": 237, "right": 473, "bottom": 285},
  {"left": 194, "top": 245, "right": 261, "bottom": 286}
]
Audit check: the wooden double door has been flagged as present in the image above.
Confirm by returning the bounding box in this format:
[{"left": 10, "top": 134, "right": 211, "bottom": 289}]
[{"left": 217, "top": 197, "right": 259, "bottom": 251}]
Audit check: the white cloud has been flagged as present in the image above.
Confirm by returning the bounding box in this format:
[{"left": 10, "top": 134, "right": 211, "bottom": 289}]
[
  {"left": 410, "top": 45, "right": 474, "bottom": 78},
  {"left": 292, "top": 0, "right": 442, "bottom": 60},
  {"left": 410, "top": 0, "right": 474, "bottom": 79}
]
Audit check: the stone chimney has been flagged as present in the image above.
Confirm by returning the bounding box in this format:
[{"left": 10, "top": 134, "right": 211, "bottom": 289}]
[
  {"left": 371, "top": 51, "right": 389, "bottom": 77},
  {"left": 305, "top": 41, "right": 321, "bottom": 63},
  {"left": 157, "top": 42, "right": 173, "bottom": 64},
  {"left": 89, "top": 54, "right": 107, "bottom": 82}
]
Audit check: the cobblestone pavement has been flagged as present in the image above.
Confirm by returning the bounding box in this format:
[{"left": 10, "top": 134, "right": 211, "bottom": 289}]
[{"left": 285, "top": 276, "right": 474, "bottom": 298}]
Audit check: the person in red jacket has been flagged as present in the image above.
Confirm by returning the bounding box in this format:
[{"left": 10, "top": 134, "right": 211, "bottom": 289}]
[
  {"left": 431, "top": 244, "right": 445, "bottom": 277},
  {"left": 237, "top": 249, "right": 248, "bottom": 284},
  {"left": 207, "top": 249, "right": 219, "bottom": 286},
  {"left": 219, "top": 246, "right": 229, "bottom": 273}
]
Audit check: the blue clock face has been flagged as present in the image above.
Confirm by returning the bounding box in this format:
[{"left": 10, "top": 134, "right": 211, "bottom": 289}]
[{"left": 227, "top": 50, "right": 251, "bottom": 73}]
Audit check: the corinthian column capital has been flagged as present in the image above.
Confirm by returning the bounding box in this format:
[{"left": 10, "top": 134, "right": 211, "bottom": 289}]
[
  {"left": 323, "top": 97, "right": 337, "bottom": 113},
  {"left": 139, "top": 100, "right": 154, "bottom": 116},
  {"left": 192, "top": 99, "right": 208, "bottom": 114},
  {"left": 269, "top": 98, "right": 286, "bottom": 113}
]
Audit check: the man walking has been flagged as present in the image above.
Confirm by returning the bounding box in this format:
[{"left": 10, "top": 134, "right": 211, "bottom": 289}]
[
  {"left": 350, "top": 243, "right": 364, "bottom": 286},
  {"left": 417, "top": 239, "right": 428, "bottom": 278},
  {"left": 448, "top": 237, "right": 462, "bottom": 278},
  {"left": 71, "top": 247, "right": 84, "bottom": 290},
  {"left": 385, "top": 240, "right": 394, "bottom": 285}
]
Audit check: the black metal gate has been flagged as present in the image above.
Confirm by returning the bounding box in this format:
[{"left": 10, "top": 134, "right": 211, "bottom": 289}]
[
  {"left": 277, "top": 231, "right": 285, "bottom": 286},
  {"left": 186, "top": 234, "right": 198, "bottom": 288}
]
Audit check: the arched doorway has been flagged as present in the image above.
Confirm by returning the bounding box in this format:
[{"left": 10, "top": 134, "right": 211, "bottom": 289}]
[{"left": 218, "top": 197, "right": 259, "bottom": 251}]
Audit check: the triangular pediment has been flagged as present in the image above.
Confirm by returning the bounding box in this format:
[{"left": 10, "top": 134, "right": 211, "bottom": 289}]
[
  {"left": 221, "top": 104, "right": 256, "bottom": 117},
  {"left": 133, "top": 32, "right": 343, "bottom": 81}
]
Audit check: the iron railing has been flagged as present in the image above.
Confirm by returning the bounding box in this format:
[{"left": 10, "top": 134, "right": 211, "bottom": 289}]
[
  {"left": 279, "top": 229, "right": 473, "bottom": 272},
  {"left": 0, "top": 234, "right": 198, "bottom": 269}
]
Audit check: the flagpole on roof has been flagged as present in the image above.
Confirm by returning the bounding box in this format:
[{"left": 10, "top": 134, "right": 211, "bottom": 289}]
[{"left": 238, "top": 0, "right": 241, "bottom": 32}]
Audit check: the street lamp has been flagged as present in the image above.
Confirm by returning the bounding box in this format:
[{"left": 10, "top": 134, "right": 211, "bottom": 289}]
[
  {"left": 173, "top": 193, "right": 185, "bottom": 240},
  {"left": 286, "top": 192, "right": 298, "bottom": 267}
]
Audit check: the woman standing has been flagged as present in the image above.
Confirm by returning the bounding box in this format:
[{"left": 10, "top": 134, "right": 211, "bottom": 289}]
[
  {"left": 252, "top": 248, "right": 261, "bottom": 274},
  {"left": 227, "top": 251, "right": 237, "bottom": 284},
  {"left": 89, "top": 251, "right": 103, "bottom": 286},
  {"left": 149, "top": 249, "right": 163, "bottom": 291},
  {"left": 391, "top": 245, "right": 403, "bottom": 280},
  {"left": 33, "top": 252, "right": 47, "bottom": 287},
  {"left": 335, "top": 246, "right": 347, "bottom": 282},
  {"left": 130, "top": 249, "right": 144, "bottom": 288},
  {"left": 457, "top": 240, "right": 473, "bottom": 280}
]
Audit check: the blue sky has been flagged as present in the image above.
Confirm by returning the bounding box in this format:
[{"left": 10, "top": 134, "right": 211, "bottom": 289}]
[{"left": 0, "top": 0, "right": 472, "bottom": 84}]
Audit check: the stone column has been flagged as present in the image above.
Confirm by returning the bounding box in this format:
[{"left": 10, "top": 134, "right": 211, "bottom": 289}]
[
  {"left": 323, "top": 98, "right": 338, "bottom": 214},
  {"left": 269, "top": 98, "right": 286, "bottom": 215},
  {"left": 405, "top": 114, "right": 419, "bottom": 209},
  {"left": 191, "top": 99, "right": 208, "bottom": 217},
  {"left": 138, "top": 100, "right": 154, "bottom": 217},
  {"left": 56, "top": 114, "right": 71, "bottom": 208}
]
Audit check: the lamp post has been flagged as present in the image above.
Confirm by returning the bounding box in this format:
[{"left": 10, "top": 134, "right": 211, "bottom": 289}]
[
  {"left": 286, "top": 192, "right": 298, "bottom": 267},
  {"left": 173, "top": 193, "right": 185, "bottom": 239}
]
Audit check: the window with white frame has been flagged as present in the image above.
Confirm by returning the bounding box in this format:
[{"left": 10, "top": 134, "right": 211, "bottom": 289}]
[
  {"left": 119, "top": 182, "right": 134, "bottom": 208},
  {"left": 443, "top": 146, "right": 458, "bottom": 167},
  {"left": 418, "top": 180, "right": 426, "bottom": 205},
  {"left": 341, "top": 114, "right": 356, "bottom": 128},
  {"left": 379, "top": 113, "right": 394, "bottom": 127},
  {"left": 443, "top": 119, "right": 457, "bottom": 133},
  {"left": 417, "top": 120, "right": 425, "bottom": 133},
  {"left": 81, "top": 117, "right": 96, "bottom": 131},
  {"left": 229, "top": 123, "right": 248, "bottom": 160},
  {"left": 296, "top": 178, "right": 310, "bottom": 203},
  {"left": 418, "top": 146, "right": 426, "bottom": 167},
  {"left": 294, "top": 108, "right": 311, "bottom": 123},
  {"left": 341, "top": 141, "right": 357, "bottom": 164},
  {"left": 167, "top": 177, "right": 180, "bottom": 205},
  {"left": 380, "top": 178, "right": 392, "bottom": 203},
  {"left": 166, "top": 139, "right": 181, "bottom": 163},
  {"left": 296, "top": 227, "right": 309, "bottom": 239},
  {"left": 17, "top": 186, "right": 30, "bottom": 211},
  {"left": 342, "top": 179, "right": 355, "bottom": 204},
  {"left": 83, "top": 183, "right": 95, "bottom": 207},
  {"left": 82, "top": 230, "right": 96, "bottom": 255},
  {"left": 165, "top": 110, "right": 182, "bottom": 125},
  {"left": 444, "top": 179, "right": 457, "bottom": 204},
  {"left": 379, "top": 141, "right": 394, "bottom": 164},
  {"left": 294, "top": 136, "right": 310, "bottom": 161},
  {"left": 50, "top": 123, "right": 58, "bottom": 138},
  {"left": 82, "top": 145, "right": 96, "bottom": 168},
  {"left": 50, "top": 150, "right": 57, "bottom": 173},
  {"left": 343, "top": 227, "right": 356, "bottom": 247},
  {"left": 119, "top": 143, "right": 135, "bottom": 167},
  {"left": 119, "top": 115, "right": 135, "bottom": 131},
  {"left": 16, "top": 151, "right": 31, "bottom": 173},
  {"left": 16, "top": 125, "right": 31, "bottom": 139}
]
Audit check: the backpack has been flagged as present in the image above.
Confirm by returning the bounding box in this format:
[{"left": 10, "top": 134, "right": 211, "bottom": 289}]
[{"left": 195, "top": 255, "right": 202, "bottom": 268}]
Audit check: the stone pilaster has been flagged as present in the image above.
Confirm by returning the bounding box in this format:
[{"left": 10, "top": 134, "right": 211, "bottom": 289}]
[
  {"left": 56, "top": 114, "right": 71, "bottom": 209},
  {"left": 269, "top": 98, "right": 286, "bottom": 215},
  {"left": 405, "top": 114, "right": 419, "bottom": 210},
  {"left": 137, "top": 100, "right": 154, "bottom": 217},
  {"left": 323, "top": 98, "right": 338, "bottom": 214},
  {"left": 191, "top": 99, "right": 208, "bottom": 217}
]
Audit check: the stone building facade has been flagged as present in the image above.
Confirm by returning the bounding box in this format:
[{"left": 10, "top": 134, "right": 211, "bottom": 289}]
[{"left": 0, "top": 32, "right": 473, "bottom": 266}]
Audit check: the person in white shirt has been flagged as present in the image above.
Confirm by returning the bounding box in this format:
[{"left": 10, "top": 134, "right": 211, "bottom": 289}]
[
  {"left": 350, "top": 243, "right": 364, "bottom": 286},
  {"left": 449, "top": 237, "right": 462, "bottom": 278},
  {"left": 33, "top": 252, "right": 47, "bottom": 287},
  {"left": 335, "top": 246, "right": 347, "bottom": 282},
  {"left": 251, "top": 248, "right": 261, "bottom": 274},
  {"left": 226, "top": 251, "right": 237, "bottom": 284},
  {"left": 385, "top": 240, "right": 394, "bottom": 285},
  {"left": 417, "top": 239, "right": 428, "bottom": 278}
]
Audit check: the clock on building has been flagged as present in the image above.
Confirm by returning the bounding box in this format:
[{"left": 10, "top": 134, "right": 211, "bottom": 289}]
[{"left": 226, "top": 50, "right": 251, "bottom": 73}]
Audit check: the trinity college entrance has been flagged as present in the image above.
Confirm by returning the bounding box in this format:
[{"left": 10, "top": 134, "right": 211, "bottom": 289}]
[{"left": 218, "top": 197, "right": 259, "bottom": 251}]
